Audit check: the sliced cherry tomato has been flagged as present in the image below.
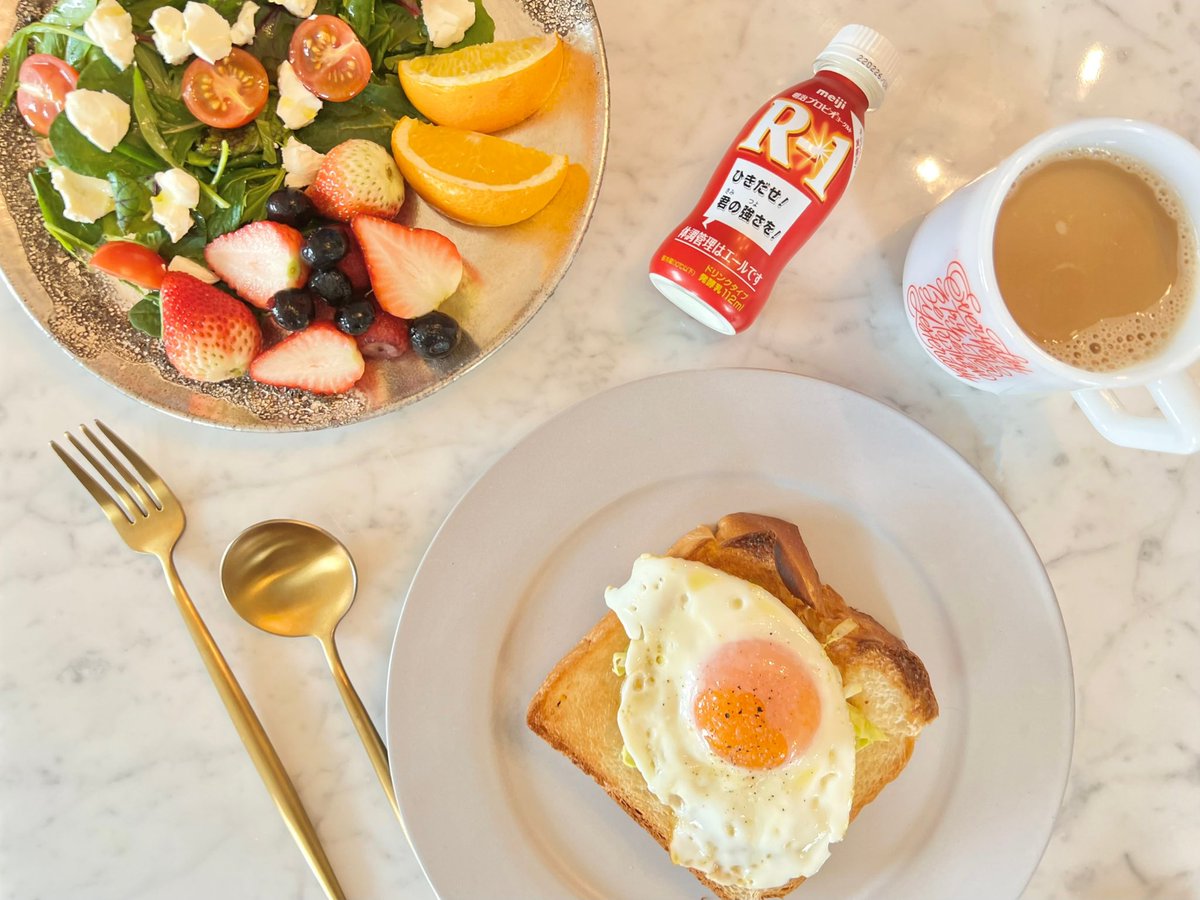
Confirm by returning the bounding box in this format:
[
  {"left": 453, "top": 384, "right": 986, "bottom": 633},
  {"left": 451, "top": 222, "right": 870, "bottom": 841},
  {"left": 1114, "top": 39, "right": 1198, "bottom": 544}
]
[
  {"left": 182, "top": 48, "right": 269, "bottom": 129},
  {"left": 17, "top": 54, "right": 78, "bottom": 136},
  {"left": 289, "top": 15, "right": 372, "bottom": 102},
  {"left": 90, "top": 241, "right": 167, "bottom": 291}
]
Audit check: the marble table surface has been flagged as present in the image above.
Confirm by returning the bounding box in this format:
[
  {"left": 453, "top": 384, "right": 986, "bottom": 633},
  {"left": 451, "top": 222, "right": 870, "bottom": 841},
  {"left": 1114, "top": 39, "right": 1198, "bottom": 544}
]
[{"left": 3, "top": 0, "right": 1200, "bottom": 897}]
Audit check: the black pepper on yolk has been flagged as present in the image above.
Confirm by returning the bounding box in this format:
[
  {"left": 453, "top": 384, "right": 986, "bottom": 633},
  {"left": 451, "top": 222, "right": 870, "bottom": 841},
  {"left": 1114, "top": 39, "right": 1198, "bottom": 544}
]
[{"left": 692, "top": 638, "right": 822, "bottom": 769}]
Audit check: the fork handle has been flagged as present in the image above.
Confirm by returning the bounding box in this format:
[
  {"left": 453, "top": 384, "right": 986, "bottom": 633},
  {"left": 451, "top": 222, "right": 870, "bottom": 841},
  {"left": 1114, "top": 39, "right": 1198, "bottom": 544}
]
[{"left": 158, "top": 553, "right": 347, "bottom": 900}]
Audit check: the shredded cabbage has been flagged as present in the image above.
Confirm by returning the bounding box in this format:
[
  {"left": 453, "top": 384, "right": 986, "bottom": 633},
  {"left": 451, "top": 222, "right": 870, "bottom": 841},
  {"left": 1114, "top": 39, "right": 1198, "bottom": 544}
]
[
  {"left": 847, "top": 702, "right": 888, "bottom": 751},
  {"left": 823, "top": 618, "right": 859, "bottom": 648}
]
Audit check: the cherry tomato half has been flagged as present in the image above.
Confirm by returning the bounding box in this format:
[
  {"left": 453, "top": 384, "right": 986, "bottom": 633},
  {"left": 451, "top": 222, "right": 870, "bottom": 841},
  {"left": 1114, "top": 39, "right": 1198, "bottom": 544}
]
[
  {"left": 17, "top": 54, "right": 79, "bottom": 136},
  {"left": 182, "top": 48, "right": 269, "bottom": 130},
  {"left": 289, "top": 15, "right": 372, "bottom": 102},
  {"left": 90, "top": 241, "right": 167, "bottom": 291}
]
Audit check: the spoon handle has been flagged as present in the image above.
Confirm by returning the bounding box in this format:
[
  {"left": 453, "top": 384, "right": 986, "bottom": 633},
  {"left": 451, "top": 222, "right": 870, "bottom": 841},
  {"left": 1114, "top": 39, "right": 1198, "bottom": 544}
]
[{"left": 320, "top": 635, "right": 401, "bottom": 820}]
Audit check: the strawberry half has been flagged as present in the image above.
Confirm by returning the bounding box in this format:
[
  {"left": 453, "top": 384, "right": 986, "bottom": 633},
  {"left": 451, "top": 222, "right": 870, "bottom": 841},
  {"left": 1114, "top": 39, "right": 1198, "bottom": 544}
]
[
  {"left": 351, "top": 216, "right": 463, "bottom": 318},
  {"left": 160, "top": 272, "right": 262, "bottom": 383},
  {"left": 204, "top": 221, "right": 309, "bottom": 309},
  {"left": 249, "top": 321, "right": 365, "bottom": 394},
  {"left": 356, "top": 305, "right": 410, "bottom": 359},
  {"left": 308, "top": 140, "right": 405, "bottom": 222}
]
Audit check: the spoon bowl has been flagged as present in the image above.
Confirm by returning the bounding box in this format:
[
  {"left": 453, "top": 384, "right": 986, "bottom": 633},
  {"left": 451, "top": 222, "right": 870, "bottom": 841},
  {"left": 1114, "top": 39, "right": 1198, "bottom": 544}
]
[
  {"left": 221, "top": 520, "right": 357, "bottom": 639},
  {"left": 221, "top": 519, "right": 400, "bottom": 820}
]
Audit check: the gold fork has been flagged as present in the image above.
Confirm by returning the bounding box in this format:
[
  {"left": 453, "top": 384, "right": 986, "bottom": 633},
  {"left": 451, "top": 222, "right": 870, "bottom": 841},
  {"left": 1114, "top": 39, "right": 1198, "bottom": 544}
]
[{"left": 51, "top": 421, "right": 346, "bottom": 900}]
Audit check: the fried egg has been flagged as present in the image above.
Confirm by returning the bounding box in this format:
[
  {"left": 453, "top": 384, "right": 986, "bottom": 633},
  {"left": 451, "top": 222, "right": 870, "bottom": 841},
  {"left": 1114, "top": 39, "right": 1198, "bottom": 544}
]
[{"left": 606, "top": 555, "right": 855, "bottom": 890}]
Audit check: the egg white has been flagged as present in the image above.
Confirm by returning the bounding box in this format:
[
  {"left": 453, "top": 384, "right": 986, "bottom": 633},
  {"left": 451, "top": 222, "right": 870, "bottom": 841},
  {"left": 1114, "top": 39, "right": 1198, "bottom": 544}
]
[{"left": 606, "top": 555, "right": 855, "bottom": 890}]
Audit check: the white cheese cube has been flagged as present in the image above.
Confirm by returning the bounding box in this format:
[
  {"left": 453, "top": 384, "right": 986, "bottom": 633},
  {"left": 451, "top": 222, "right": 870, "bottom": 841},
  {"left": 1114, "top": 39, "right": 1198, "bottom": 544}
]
[
  {"left": 64, "top": 89, "right": 131, "bottom": 153},
  {"left": 422, "top": 0, "right": 476, "bottom": 48},
  {"left": 168, "top": 256, "right": 220, "bottom": 283},
  {"left": 184, "top": 1, "right": 233, "bottom": 64},
  {"left": 84, "top": 0, "right": 135, "bottom": 71},
  {"left": 281, "top": 137, "right": 325, "bottom": 188},
  {"left": 230, "top": 1, "right": 260, "bottom": 46},
  {"left": 276, "top": 62, "right": 323, "bottom": 130},
  {"left": 152, "top": 168, "right": 201, "bottom": 243},
  {"left": 150, "top": 7, "right": 190, "bottom": 66},
  {"left": 268, "top": 0, "right": 318, "bottom": 18},
  {"left": 50, "top": 166, "right": 116, "bottom": 224}
]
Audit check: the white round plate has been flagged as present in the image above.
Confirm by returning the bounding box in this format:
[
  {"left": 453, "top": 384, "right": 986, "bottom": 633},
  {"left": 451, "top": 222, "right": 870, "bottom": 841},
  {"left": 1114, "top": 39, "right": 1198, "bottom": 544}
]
[{"left": 385, "top": 369, "right": 1074, "bottom": 900}]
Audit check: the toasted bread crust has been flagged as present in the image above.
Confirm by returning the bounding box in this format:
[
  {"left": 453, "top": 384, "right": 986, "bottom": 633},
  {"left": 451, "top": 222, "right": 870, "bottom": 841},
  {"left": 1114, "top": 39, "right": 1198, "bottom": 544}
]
[{"left": 527, "top": 514, "right": 938, "bottom": 900}]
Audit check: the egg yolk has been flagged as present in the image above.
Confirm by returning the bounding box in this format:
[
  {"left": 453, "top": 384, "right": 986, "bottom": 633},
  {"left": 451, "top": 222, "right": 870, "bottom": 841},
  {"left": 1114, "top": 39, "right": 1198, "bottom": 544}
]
[{"left": 692, "top": 639, "right": 821, "bottom": 769}]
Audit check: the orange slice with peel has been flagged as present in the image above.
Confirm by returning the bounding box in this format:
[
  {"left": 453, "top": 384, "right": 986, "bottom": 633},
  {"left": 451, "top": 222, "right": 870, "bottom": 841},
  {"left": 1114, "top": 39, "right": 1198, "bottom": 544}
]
[
  {"left": 391, "top": 117, "right": 568, "bottom": 227},
  {"left": 398, "top": 35, "right": 563, "bottom": 133}
]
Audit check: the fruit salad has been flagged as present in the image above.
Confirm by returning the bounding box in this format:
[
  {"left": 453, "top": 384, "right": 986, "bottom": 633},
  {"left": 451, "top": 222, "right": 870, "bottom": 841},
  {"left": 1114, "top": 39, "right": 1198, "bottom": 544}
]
[{"left": 0, "top": 0, "right": 572, "bottom": 395}]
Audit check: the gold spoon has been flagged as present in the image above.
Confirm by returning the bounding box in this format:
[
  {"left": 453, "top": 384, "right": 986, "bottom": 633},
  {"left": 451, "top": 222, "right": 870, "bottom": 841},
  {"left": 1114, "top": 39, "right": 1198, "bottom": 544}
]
[{"left": 220, "top": 519, "right": 399, "bottom": 820}]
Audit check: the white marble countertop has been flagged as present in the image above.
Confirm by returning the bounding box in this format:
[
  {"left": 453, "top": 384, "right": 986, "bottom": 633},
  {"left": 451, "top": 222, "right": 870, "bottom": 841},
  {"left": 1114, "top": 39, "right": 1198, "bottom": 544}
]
[{"left": 3, "top": 0, "right": 1200, "bottom": 897}]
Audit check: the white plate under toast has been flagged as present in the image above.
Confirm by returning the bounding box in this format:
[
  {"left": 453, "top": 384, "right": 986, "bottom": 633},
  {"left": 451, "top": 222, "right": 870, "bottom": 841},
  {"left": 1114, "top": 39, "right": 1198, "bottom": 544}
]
[{"left": 385, "top": 369, "right": 1074, "bottom": 900}]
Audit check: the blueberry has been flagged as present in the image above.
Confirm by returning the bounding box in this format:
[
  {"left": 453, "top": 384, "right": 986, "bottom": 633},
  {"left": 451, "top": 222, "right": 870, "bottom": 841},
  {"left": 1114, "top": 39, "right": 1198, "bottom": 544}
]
[
  {"left": 308, "top": 268, "right": 353, "bottom": 306},
  {"left": 334, "top": 298, "right": 375, "bottom": 336},
  {"left": 301, "top": 227, "right": 348, "bottom": 270},
  {"left": 270, "top": 289, "right": 314, "bottom": 331},
  {"left": 409, "top": 311, "right": 460, "bottom": 359},
  {"left": 265, "top": 189, "right": 315, "bottom": 228}
]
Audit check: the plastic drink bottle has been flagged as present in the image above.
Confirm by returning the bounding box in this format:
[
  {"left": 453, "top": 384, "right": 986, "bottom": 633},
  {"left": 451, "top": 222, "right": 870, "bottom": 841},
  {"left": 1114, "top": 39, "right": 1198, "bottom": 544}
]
[{"left": 648, "top": 25, "right": 900, "bottom": 334}]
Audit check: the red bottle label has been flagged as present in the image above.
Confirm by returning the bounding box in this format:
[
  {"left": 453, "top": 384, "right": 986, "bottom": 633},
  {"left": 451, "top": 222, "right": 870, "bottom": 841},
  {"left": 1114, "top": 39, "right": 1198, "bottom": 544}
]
[{"left": 649, "top": 71, "right": 870, "bottom": 333}]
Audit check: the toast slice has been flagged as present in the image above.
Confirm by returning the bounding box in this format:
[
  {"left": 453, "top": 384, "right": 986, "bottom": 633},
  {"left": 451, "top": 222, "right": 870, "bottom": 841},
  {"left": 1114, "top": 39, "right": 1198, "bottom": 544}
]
[{"left": 526, "top": 513, "right": 938, "bottom": 900}]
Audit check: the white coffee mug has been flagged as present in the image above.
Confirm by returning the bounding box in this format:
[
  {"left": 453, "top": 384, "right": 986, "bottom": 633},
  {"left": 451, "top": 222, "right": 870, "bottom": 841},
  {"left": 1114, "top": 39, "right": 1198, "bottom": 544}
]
[{"left": 902, "top": 118, "right": 1200, "bottom": 454}]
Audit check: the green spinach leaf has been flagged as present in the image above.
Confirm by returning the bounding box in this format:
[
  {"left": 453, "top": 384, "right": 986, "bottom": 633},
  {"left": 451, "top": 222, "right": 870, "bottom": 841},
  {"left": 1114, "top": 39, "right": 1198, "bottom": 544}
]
[
  {"left": 367, "top": 2, "right": 424, "bottom": 70},
  {"left": 298, "top": 77, "right": 418, "bottom": 151},
  {"left": 44, "top": 0, "right": 99, "bottom": 27},
  {"left": 128, "top": 296, "right": 162, "bottom": 337},
  {"left": 254, "top": 9, "right": 299, "bottom": 73},
  {"left": 124, "top": 0, "right": 183, "bottom": 30},
  {"left": 342, "top": 0, "right": 375, "bottom": 41},
  {"left": 0, "top": 32, "right": 33, "bottom": 110},
  {"left": 49, "top": 114, "right": 157, "bottom": 178},
  {"left": 29, "top": 167, "right": 104, "bottom": 257},
  {"left": 132, "top": 67, "right": 178, "bottom": 166},
  {"left": 76, "top": 54, "right": 134, "bottom": 100},
  {"left": 105, "top": 171, "right": 170, "bottom": 248},
  {"left": 38, "top": 31, "right": 68, "bottom": 58}
]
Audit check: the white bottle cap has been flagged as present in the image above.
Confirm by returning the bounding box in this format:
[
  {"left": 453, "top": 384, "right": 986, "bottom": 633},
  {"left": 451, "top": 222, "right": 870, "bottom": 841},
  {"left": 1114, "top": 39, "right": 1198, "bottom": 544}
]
[{"left": 812, "top": 24, "right": 900, "bottom": 111}]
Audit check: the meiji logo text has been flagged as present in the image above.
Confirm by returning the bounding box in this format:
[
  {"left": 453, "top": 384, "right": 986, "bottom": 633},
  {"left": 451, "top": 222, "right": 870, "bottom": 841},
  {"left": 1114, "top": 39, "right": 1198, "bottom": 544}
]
[{"left": 814, "top": 88, "right": 845, "bottom": 109}]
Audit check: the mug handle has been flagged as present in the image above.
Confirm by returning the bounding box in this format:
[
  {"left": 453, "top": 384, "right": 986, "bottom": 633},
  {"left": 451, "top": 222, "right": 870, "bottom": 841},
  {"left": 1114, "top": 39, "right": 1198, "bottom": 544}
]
[{"left": 1072, "top": 371, "right": 1200, "bottom": 454}]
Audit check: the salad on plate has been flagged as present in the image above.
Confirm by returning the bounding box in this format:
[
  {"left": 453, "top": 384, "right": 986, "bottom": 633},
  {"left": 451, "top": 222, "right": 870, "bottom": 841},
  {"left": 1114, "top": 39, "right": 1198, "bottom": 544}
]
[{"left": 0, "top": 0, "right": 573, "bottom": 394}]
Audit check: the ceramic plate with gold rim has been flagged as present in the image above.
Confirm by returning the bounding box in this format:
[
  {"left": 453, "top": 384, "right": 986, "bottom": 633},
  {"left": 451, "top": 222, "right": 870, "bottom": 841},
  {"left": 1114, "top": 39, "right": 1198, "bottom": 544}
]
[{"left": 0, "top": 0, "right": 608, "bottom": 431}]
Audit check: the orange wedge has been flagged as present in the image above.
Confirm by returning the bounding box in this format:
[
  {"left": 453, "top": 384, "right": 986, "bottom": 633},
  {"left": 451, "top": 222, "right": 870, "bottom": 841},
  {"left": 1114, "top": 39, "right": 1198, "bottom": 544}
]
[
  {"left": 398, "top": 35, "right": 564, "bottom": 133},
  {"left": 391, "top": 117, "right": 568, "bottom": 227}
]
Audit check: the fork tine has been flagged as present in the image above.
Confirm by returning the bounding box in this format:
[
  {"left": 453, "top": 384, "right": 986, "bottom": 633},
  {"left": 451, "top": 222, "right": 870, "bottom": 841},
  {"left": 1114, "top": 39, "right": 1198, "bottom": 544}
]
[
  {"left": 51, "top": 441, "right": 134, "bottom": 527},
  {"left": 81, "top": 424, "right": 158, "bottom": 513},
  {"left": 93, "top": 420, "right": 173, "bottom": 507},
  {"left": 66, "top": 433, "right": 143, "bottom": 519}
]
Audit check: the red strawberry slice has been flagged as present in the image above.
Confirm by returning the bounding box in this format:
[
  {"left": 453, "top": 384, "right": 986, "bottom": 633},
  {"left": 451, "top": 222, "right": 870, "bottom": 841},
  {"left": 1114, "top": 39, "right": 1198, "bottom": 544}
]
[
  {"left": 249, "top": 321, "right": 365, "bottom": 394},
  {"left": 351, "top": 216, "right": 463, "bottom": 318},
  {"left": 308, "top": 140, "right": 405, "bottom": 223},
  {"left": 160, "top": 272, "right": 262, "bottom": 382},
  {"left": 204, "top": 221, "right": 309, "bottom": 309},
  {"left": 356, "top": 305, "right": 410, "bottom": 359}
]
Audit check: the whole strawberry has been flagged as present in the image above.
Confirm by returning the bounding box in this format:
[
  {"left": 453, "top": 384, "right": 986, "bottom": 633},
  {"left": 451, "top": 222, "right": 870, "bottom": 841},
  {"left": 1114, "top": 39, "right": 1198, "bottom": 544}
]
[
  {"left": 308, "top": 139, "right": 406, "bottom": 222},
  {"left": 160, "top": 272, "right": 262, "bottom": 382}
]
